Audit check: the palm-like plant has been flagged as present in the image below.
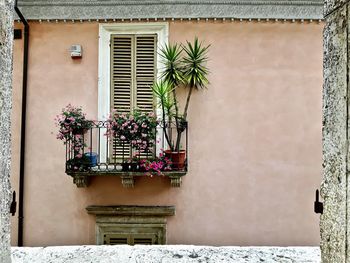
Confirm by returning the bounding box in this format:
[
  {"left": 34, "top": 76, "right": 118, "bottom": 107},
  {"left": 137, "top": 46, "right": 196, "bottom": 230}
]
[
  {"left": 160, "top": 43, "right": 184, "bottom": 87},
  {"left": 151, "top": 80, "right": 174, "bottom": 150},
  {"left": 153, "top": 38, "right": 210, "bottom": 152},
  {"left": 182, "top": 37, "right": 210, "bottom": 120},
  {"left": 159, "top": 44, "right": 184, "bottom": 136}
]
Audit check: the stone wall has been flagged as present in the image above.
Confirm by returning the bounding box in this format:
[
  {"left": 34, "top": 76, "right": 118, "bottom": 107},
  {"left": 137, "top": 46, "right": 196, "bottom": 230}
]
[
  {"left": 0, "top": 0, "right": 14, "bottom": 263},
  {"left": 11, "top": 246, "right": 320, "bottom": 263},
  {"left": 321, "top": 0, "right": 350, "bottom": 262}
]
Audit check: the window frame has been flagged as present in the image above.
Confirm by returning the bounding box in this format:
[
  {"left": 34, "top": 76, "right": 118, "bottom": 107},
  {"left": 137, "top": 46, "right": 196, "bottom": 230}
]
[{"left": 98, "top": 22, "right": 169, "bottom": 163}]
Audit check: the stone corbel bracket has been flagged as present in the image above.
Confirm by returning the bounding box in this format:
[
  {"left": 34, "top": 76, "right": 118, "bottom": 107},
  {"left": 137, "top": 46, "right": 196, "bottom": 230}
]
[
  {"left": 169, "top": 175, "right": 182, "bottom": 187},
  {"left": 73, "top": 174, "right": 90, "bottom": 188},
  {"left": 121, "top": 175, "right": 134, "bottom": 188}
]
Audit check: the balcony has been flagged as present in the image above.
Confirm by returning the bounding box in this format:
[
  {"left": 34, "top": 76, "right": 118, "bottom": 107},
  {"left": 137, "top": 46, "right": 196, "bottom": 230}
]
[{"left": 64, "top": 121, "right": 188, "bottom": 188}]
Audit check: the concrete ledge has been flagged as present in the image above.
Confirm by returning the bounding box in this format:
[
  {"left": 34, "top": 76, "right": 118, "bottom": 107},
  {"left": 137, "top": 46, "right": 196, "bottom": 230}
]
[
  {"left": 86, "top": 205, "right": 176, "bottom": 216},
  {"left": 11, "top": 245, "right": 320, "bottom": 263},
  {"left": 15, "top": 0, "right": 324, "bottom": 20}
]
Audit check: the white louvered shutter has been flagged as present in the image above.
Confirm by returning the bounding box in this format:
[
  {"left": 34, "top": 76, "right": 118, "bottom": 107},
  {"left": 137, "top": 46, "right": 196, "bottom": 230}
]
[
  {"left": 135, "top": 35, "right": 157, "bottom": 158},
  {"left": 110, "top": 34, "right": 157, "bottom": 162},
  {"left": 110, "top": 35, "right": 133, "bottom": 161},
  {"left": 111, "top": 36, "right": 133, "bottom": 113},
  {"left": 135, "top": 35, "right": 156, "bottom": 112}
]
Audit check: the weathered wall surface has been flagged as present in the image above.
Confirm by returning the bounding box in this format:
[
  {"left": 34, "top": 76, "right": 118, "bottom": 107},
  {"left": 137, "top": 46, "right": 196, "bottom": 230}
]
[
  {"left": 11, "top": 245, "right": 321, "bottom": 263},
  {"left": 321, "top": 0, "right": 350, "bottom": 262},
  {"left": 0, "top": 0, "right": 14, "bottom": 262},
  {"left": 10, "top": 21, "right": 323, "bottom": 246},
  {"left": 10, "top": 21, "right": 23, "bottom": 250}
]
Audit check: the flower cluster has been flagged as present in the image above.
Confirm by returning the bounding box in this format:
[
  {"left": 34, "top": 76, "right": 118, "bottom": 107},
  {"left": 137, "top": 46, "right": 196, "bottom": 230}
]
[
  {"left": 139, "top": 152, "right": 172, "bottom": 176},
  {"left": 55, "top": 104, "right": 94, "bottom": 143},
  {"left": 55, "top": 105, "right": 94, "bottom": 171},
  {"left": 107, "top": 109, "right": 158, "bottom": 153}
]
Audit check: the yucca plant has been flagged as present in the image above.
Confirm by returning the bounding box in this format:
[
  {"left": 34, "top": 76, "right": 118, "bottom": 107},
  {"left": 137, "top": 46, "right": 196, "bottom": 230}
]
[
  {"left": 159, "top": 43, "right": 184, "bottom": 144},
  {"left": 153, "top": 38, "right": 210, "bottom": 153},
  {"left": 160, "top": 43, "right": 184, "bottom": 88},
  {"left": 151, "top": 80, "right": 174, "bottom": 150},
  {"left": 175, "top": 37, "right": 210, "bottom": 151},
  {"left": 182, "top": 37, "right": 210, "bottom": 120}
]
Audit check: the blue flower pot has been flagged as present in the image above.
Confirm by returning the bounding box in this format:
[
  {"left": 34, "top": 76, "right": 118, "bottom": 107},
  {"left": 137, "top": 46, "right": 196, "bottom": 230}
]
[{"left": 84, "top": 152, "right": 98, "bottom": 167}]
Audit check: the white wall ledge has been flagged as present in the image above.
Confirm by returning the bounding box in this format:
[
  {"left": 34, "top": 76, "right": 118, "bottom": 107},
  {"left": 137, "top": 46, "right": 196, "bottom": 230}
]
[{"left": 12, "top": 245, "right": 320, "bottom": 263}]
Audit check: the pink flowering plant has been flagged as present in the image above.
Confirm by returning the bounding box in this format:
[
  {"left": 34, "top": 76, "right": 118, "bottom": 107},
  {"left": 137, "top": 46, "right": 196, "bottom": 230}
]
[
  {"left": 55, "top": 104, "right": 94, "bottom": 171},
  {"left": 107, "top": 109, "right": 158, "bottom": 154},
  {"left": 139, "top": 152, "right": 172, "bottom": 176},
  {"left": 55, "top": 104, "right": 94, "bottom": 142}
]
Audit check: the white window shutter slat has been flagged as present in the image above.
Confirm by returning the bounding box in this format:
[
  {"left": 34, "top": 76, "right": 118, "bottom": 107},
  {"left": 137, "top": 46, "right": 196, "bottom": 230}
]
[
  {"left": 111, "top": 35, "right": 133, "bottom": 113},
  {"left": 135, "top": 35, "right": 157, "bottom": 113}
]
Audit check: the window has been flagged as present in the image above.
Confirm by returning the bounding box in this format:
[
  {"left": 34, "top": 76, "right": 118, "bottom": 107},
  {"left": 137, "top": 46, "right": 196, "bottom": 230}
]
[
  {"left": 110, "top": 34, "right": 157, "bottom": 160},
  {"left": 98, "top": 23, "right": 169, "bottom": 163},
  {"left": 104, "top": 232, "right": 159, "bottom": 245},
  {"left": 86, "top": 205, "right": 175, "bottom": 245},
  {"left": 110, "top": 34, "right": 156, "bottom": 113}
]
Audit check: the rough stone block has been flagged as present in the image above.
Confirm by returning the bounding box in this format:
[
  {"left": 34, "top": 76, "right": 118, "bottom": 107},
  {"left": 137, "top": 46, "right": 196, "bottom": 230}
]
[
  {"left": 325, "top": 0, "right": 350, "bottom": 17},
  {"left": 0, "top": 1, "right": 15, "bottom": 263},
  {"left": 11, "top": 246, "right": 321, "bottom": 263},
  {"left": 321, "top": 2, "right": 349, "bottom": 262}
]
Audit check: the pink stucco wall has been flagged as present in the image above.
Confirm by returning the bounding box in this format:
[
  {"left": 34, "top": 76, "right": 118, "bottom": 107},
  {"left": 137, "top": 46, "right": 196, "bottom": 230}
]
[{"left": 11, "top": 20, "right": 323, "bottom": 246}]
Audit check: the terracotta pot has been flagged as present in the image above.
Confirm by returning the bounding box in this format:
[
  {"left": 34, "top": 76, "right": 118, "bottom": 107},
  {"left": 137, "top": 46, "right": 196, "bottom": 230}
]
[
  {"left": 165, "top": 150, "right": 186, "bottom": 170},
  {"left": 164, "top": 150, "right": 172, "bottom": 160}
]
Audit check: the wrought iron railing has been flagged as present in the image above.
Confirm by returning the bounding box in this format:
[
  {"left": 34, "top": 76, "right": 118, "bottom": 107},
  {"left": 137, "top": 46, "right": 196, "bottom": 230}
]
[{"left": 65, "top": 121, "right": 188, "bottom": 174}]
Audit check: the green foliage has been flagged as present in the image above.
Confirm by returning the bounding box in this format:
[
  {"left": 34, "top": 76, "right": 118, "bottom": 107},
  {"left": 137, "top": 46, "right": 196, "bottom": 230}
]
[
  {"left": 67, "top": 155, "right": 92, "bottom": 172},
  {"left": 182, "top": 37, "right": 210, "bottom": 90},
  {"left": 160, "top": 43, "right": 184, "bottom": 88},
  {"left": 151, "top": 80, "right": 175, "bottom": 114},
  {"left": 153, "top": 38, "right": 210, "bottom": 151}
]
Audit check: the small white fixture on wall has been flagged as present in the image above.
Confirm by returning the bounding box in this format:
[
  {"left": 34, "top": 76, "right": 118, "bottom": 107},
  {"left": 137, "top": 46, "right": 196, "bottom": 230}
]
[{"left": 69, "top": 45, "right": 82, "bottom": 59}]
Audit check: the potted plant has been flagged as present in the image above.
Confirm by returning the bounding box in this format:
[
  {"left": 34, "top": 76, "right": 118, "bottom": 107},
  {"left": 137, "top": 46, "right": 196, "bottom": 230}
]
[
  {"left": 55, "top": 104, "right": 94, "bottom": 139},
  {"left": 139, "top": 153, "right": 172, "bottom": 176},
  {"left": 55, "top": 104, "right": 95, "bottom": 171},
  {"left": 107, "top": 109, "right": 158, "bottom": 166},
  {"left": 66, "top": 154, "right": 92, "bottom": 172},
  {"left": 152, "top": 38, "right": 210, "bottom": 169}
]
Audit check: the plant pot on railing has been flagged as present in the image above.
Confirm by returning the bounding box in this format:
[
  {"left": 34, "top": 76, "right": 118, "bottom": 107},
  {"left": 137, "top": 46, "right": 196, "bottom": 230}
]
[
  {"left": 121, "top": 162, "right": 140, "bottom": 172},
  {"left": 72, "top": 128, "right": 89, "bottom": 135},
  {"left": 84, "top": 152, "right": 98, "bottom": 167},
  {"left": 164, "top": 150, "right": 186, "bottom": 170},
  {"left": 67, "top": 155, "right": 92, "bottom": 172},
  {"left": 122, "top": 162, "right": 130, "bottom": 172}
]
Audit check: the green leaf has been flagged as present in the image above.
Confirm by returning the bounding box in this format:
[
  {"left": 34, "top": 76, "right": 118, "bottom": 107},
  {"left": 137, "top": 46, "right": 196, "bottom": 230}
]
[
  {"left": 182, "top": 37, "right": 210, "bottom": 90},
  {"left": 159, "top": 43, "right": 185, "bottom": 87}
]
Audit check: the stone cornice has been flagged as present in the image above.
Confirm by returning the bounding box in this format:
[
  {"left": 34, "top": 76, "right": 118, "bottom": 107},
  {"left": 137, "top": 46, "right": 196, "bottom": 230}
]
[{"left": 16, "top": 0, "right": 324, "bottom": 21}]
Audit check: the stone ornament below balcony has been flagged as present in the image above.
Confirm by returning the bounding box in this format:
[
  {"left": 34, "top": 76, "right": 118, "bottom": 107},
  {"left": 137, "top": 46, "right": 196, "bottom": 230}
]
[
  {"left": 121, "top": 176, "right": 134, "bottom": 188},
  {"left": 73, "top": 175, "right": 90, "bottom": 188}
]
